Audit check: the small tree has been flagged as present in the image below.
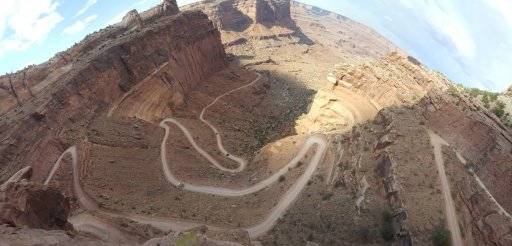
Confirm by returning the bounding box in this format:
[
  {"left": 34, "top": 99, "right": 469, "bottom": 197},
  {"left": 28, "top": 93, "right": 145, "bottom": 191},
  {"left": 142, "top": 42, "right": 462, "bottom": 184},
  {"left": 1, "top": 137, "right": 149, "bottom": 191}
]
[
  {"left": 380, "top": 210, "right": 394, "bottom": 241},
  {"left": 432, "top": 225, "right": 451, "bottom": 246},
  {"left": 278, "top": 175, "right": 285, "bottom": 182}
]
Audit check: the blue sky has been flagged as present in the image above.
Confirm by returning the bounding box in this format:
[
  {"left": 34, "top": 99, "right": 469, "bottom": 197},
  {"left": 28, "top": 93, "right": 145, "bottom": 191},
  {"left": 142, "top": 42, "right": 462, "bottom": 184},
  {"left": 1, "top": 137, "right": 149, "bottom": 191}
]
[{"left": 0, "top": 0, "right": 511, "bottom": 91}]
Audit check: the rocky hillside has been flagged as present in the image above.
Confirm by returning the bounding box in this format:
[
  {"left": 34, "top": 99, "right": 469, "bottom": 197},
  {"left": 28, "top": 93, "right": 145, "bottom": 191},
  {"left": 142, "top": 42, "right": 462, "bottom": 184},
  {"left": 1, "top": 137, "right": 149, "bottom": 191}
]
[{"left": 2, "top": 0, "right": 512, "bottom": 245}]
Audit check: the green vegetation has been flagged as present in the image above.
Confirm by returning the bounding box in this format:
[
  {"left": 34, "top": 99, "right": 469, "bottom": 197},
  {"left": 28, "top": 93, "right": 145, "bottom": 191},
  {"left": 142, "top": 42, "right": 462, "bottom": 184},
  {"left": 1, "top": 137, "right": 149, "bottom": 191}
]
[
  {"left": 448, "top": 85, "right": 458, "bottom": 97},
  {"left": 493, "top": 100, "right": 506, "bottom": 118},
  {"left": 462, "top": 86, "right": 499, "bottom": 100},
  {"left": 457, "top": 85, "right": 511, "bottom": 126},
  {"left": 278, "top": 175, "right": 285, "bottom": 182},
  {"left": 432, "top": 225, "right": 451, "bottom": 246},
  {"left": 175, "top": 231, "right": 199, "bottom": 246},
  {"left": 482, "top": 94, "right": 490, "bottom": 108},
  {"left": 358, "top": 225, "right": 370, "bottom": 243},
  {"left": 380, "top": 210, "right": 394, "bottom": 241},
  {"left": 322, "top": 192, "right": 333, "bottom": 201}
]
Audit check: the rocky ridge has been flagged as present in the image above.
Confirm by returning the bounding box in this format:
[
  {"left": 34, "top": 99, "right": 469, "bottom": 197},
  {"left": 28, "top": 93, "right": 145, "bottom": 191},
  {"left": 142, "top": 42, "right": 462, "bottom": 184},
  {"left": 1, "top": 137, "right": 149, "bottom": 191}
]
[{"left": 330, "top": 52, "right": 450, "bottom": 108}]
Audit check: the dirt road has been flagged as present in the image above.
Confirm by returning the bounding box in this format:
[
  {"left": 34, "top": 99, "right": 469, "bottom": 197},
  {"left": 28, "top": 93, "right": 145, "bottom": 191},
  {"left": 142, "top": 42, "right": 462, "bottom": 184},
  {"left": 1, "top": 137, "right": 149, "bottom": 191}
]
[
  {"left": 45, "top": 72, "right": 329, "bottom": 241},
  {"left": 428, "top": 130, "right": 463, "bottom": 246}
]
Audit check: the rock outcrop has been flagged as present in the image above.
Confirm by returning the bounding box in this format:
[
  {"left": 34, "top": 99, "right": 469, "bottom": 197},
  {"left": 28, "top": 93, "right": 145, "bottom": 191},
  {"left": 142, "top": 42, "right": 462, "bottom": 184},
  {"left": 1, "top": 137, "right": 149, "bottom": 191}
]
[
  {"left": 0, "top": 167, "right": 71, "bottom": 230},
  {"left": 121, "top": 10, "right": 144, "bottom": 30},
  {"left": 373, "top": 111, "right": 412, "bottom": 241},
  {"left": 195, "top": 0, "right": 292, "bottom": 31},
  {"left": 0, "top": 180, "right": 71, "bottom": 230},
  {"left": 140, "top": 0, "right": 180, "bottom": 23}
]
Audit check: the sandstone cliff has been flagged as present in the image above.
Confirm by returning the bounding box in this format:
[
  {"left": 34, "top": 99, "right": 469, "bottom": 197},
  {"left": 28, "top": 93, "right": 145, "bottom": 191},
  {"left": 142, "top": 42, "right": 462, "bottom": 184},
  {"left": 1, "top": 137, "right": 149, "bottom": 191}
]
[
  {"left": 190, "top": 0, "right": 293, "bottom": 31},
  {"left": 0, "top": 10, "right": 227, "bottom": 183},
  {"left": 330, "top": 52, "right": 450, "bottom": 108}
]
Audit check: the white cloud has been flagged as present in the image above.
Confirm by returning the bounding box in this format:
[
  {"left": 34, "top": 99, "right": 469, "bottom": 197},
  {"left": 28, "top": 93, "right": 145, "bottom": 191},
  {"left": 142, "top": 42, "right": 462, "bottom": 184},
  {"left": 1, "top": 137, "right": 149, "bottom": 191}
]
[
  {"left": 400, "top": 0, "right": 476, "bottom": 60},
  {"left": 62, "top": 14, "right": 98, "bottom": 35},
  {"left": 0, "top": 0, "right": 63, "bottom": 56},
  {"left": 74, "top": 0, "right": 98, "bottom": 18}
]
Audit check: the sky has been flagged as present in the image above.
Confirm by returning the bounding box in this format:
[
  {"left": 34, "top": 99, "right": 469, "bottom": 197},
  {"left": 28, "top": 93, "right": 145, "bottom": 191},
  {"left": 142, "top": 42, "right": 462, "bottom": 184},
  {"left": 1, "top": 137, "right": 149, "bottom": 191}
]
[{"left": 0, "top": 0, "right": 511, "bottom": 92}]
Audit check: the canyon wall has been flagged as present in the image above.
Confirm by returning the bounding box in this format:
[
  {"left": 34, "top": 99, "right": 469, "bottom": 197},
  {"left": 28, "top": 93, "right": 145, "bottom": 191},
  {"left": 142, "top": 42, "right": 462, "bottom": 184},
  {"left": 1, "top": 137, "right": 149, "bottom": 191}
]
[
  {"left": 196, "top": 0, "right": 292, "bottom": 31},
  {"left": 0, "top": 10, "right": 227, "bottom": 183}
]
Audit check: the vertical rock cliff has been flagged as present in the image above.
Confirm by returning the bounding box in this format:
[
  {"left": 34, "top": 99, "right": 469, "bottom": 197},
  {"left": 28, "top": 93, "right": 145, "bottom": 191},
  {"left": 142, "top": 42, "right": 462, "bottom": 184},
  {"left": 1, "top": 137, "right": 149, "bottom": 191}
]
[
  {"left": 197, "top": 0, "right": 292, "bottom": 31},
  {"left": 255, "top": 0, "right": 291, "bottom": 25},
  {"left": 0, "top": 10, "right": 227, "bottom": 182}
]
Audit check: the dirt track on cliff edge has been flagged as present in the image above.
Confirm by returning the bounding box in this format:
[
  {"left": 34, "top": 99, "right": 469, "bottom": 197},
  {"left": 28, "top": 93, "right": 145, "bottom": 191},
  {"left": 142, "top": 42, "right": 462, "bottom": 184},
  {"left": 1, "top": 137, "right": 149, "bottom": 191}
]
[{"left": 428, "top": 130, "right": 463, "bottom": 246}]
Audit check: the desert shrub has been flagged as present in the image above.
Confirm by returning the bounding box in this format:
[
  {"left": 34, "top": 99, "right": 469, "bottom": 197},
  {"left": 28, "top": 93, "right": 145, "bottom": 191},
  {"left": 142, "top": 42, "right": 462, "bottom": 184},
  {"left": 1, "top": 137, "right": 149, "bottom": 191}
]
[
  {"left": 380, "top": 210, "right": 394, "bottom": 241},
  {"left": 358, "top": 225, "right": 370, "bottom": 243},
  {"left": 432, "top": 225, "right": 451, "bottom": 246},
  {"left": 322, "top": 192, "right": 333, "bottom": 201},
  {"left": 278, "top": 175, "right": 285, "bottom": 182},
  {"left": 493, "top": 100, "right": 506, "bottom": 118},
  {"left": 448, "top": 85, "right": 458, "bottom": 97}
]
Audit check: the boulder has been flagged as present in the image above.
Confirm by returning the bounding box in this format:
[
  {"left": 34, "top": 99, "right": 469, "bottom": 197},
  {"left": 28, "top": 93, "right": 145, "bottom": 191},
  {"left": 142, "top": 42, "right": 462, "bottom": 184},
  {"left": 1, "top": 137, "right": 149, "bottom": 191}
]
[
  {"left": 121, "top": 9, "right": 144, "bottom": 30},
  {"left": 375, "top": 153, "right": 395, "bottom": 178},
  {"left": 0, "top": 179, "right": 71, "bottom": 230},
  {"left": 374, "top": 131, "right": 395, "bottom": 151},
  {"left": 383, "top": 175, "right": 399, "bottom": 198},
  {"left": 162, "top": 0, "right": 179, "bottom": 15}
]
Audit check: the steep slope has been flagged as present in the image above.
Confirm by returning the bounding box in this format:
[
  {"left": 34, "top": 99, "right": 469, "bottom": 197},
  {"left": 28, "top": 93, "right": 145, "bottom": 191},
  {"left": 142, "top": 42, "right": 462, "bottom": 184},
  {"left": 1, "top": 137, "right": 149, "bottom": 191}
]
[{"left": 0, "top": 9, "right": 226, "bottom": 183}]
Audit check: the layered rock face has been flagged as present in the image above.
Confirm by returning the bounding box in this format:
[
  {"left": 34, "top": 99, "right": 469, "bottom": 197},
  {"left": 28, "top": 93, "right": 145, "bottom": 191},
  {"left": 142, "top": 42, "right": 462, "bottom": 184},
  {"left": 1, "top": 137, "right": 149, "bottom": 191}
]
[
  {"left": 255, "top": 0, "right": 291, "bottom": 24},
  {"left": 0, "top": 10, "right": 227, "bottom": 182},
  {"left": 196, "top": 0, "right": 292, "bottom": 31},
  {"left": 330, "top": 52, "right": 450, "bottom": 108}
]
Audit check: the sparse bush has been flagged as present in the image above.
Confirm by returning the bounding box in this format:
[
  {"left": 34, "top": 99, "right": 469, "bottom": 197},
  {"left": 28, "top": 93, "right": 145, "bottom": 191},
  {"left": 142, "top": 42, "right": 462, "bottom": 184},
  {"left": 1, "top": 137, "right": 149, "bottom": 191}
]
[
  {"left": 358, "top": 226, "right": 370, "bottom": 243},
  {"left": 380, "top": 210, "right": 394, "bottom": 241},
  {"left": 493, "top": 100, "right": 506, "bottom": 118},
  {"left": 278, "top": 175, "right": 285, "bottom": 182},
  {"left": 322, "top": 192, "right": 333, "bottom": 201},
  {"left": 296, "top": 161, "right": 303, "bottom": 168},
  {"left": 432, "top": 225, "right": 451, "bottom": 246},
  {"left": 316, "top": 174, "right": 324, "bottom": 182}
]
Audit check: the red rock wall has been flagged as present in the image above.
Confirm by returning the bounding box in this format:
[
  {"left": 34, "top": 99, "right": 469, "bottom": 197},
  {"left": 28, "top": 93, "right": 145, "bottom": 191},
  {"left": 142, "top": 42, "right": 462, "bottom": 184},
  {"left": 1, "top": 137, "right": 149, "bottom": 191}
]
[{"left": 0, "top": 10, "right": 227, "bottom": 182}]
